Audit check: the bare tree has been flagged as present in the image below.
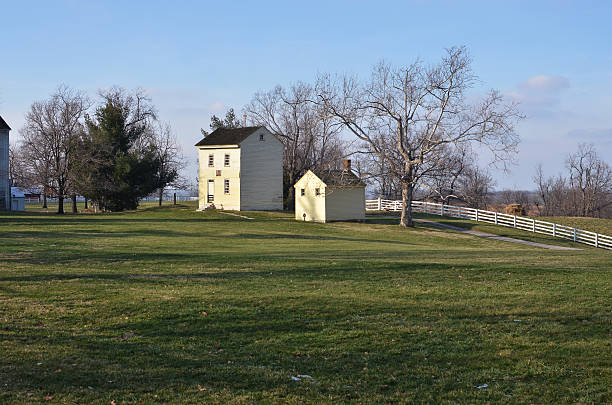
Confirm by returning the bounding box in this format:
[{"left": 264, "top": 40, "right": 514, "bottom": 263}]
[
  {"left": 245, "top": 82, "right": 345, "bottom": 207},
  {"left": 316, "top": 47, "right": 521, "bottom": 226},
  {"left": 567, "top": 143, "right": 612, "bottom": 217},
  {"left": 416, "top": 143, "right": 472, "bottom": 204},
  {"left": 499, "top": 188, "right": 530, "bottom": 207},
  {"left": 456, "top": 165, "right": 495, "bottom": 209},
  {"left": 148, "top": 122, "right": 185, "bottom": 206},
  {"left": 20, "top": 86, "right": 89, "bottom": 214}
]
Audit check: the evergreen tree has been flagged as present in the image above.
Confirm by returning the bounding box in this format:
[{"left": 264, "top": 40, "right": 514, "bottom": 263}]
[{"left": 81, "top": 89, "right": 158, "bottom": 211}]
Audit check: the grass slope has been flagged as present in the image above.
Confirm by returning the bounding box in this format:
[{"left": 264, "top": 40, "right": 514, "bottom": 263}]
[{"left": 0, "top": 203, "right": 610, "bottom": 404}]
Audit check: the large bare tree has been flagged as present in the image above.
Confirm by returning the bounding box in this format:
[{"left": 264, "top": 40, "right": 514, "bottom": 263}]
[
  {"left": 316, "top": 47, "right": 521, "bottom": 226},
  {"left": 245, "top": 82, "right": 345, "bottom": 207},
  {"left": 20, "top": 86, "right": 89, "bottom": 214}
]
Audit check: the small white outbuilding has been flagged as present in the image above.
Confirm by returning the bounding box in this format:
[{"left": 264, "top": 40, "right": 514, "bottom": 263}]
[
  {"left": 294, "top": 160, "right": 366, "bottom": 223},
  {"left": 10, "top": 187, "right": 25, "bottom": 211}
]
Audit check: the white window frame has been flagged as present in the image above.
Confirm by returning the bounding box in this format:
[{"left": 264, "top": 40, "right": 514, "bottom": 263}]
[
  {"left": 224, "top": 179, "right": 230, "bottom": 194},
  {"left": 224, "top": 153, "right": 230, "bottom": 167},
  {"left": 208, "top": 154, "right": 214, "bottom": 167}
]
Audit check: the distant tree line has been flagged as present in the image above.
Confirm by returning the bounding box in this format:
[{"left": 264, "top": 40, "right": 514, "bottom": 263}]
[
  {"left": 452, "top": 144, "right": 612, "bottom": 219},
  {"left": 11, "top": 86, "right": 184, "bottom": 214},
  {"left": 533, "top": 144, "right": 612, "bottom": 218}
]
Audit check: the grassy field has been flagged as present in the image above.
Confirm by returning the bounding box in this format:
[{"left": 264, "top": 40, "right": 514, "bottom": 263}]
[{"left": 1, "top": 203, "right": 610, "bottom": 404}]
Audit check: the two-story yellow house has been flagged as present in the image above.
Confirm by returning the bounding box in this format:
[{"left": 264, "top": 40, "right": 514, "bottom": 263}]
[{"left": 194, "top": 126, "right": 283, "bottom": 211}]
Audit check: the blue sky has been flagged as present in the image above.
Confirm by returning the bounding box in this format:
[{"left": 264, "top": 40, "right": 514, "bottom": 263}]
[{"left": 1, "top": 0, "right": 611, "bottom": 189}]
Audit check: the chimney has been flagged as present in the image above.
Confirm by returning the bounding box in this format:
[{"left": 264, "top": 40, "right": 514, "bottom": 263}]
[{"left": 342, "top": 159, "right": 351, "bottom": 171}]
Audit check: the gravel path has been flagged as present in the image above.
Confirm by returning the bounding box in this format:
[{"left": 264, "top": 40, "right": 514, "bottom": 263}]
[{"left": 415, "top": 219, "right": 580, "bottom": 251}]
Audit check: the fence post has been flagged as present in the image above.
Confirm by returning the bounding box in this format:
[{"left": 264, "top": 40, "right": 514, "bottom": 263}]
[
  {"left": 532, "top": 219, "right": 536, "bottom": 232},
  {"left": 441, "top": 204, "right": 444, "bottom": 216},
  {"left": 553, "top": 223, "right": 556, "bottom": 237},
  {"left": 476, "top": 209, "right": 479, "bottom": 222},
  {"left": 378, "top": 197, "right": 382, "bottom": 210},
  {"left": 513, "top": 215, "right": 516, "bottom": 228},
  {"left": 573, "top": 228, "right": 577, "bottom": 242},
  {"left": 458, "top": 206, "right": 462, "bottom": 218},
  {"left": 425, "top": 202, "right": 428, "bottom": 214},
  {"left": 494, "top": 212, "right": 498, "bottom": 225},
  {"left": 595, "top": 233, "right": 599, "bottom": 248}
]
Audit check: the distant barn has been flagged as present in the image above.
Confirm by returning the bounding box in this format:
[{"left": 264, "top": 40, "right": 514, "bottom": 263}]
[
  {"left": 294, "top": 160, "right": 366, "bottom": 223},
  {"left": 194, "top": 126, "right": 283, "bottom": 211}
]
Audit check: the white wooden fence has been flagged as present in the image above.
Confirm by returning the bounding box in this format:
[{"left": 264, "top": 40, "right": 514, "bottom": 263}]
[{"left": 365, "top": 198, "right": 612, "bottom": 250}]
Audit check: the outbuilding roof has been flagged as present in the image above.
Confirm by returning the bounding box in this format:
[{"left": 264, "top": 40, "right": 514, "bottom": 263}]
[
  {"left": 195, "top": 126, "right": 264, "bottom": 147},
  {"left": 312, "top": 168, "right": 366, "bottom": 187},
  {"left": 0, "top": 115, "right": 11, "bottom": 131}
]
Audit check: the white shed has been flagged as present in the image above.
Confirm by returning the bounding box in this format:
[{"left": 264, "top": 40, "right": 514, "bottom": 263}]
[
  {"left": 294, "top": 160, "right": 366, "bottom": 223},
  {"left": 10, "top": 187, "right": 25, "bottom": 211}
]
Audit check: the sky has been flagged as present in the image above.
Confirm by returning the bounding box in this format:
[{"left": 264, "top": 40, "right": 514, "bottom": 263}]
[{"left": 1, "top": 0, "right": 611, "bottom": 190}]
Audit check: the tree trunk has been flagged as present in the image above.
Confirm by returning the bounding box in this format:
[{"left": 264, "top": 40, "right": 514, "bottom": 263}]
[
  {"left": 84, "top": 199, "right": 88, "bottom": 210},
  {"left": 58, "top": 196, "right": 64, "bottom": 214},
  {"left": 287, "top": 172, "right": 295, "bottom": 211},
  {"left": 72, "top": 194, "right": 77, "bottom": 213},
  {"left": 158, "top": 188, "right": 164, "bottom": 207},
  {"left": 400, "top": 181, "right": 414, "bottom": 227},
  {"left": 42, "top": 192, "right": 47, "bottom": 209}
]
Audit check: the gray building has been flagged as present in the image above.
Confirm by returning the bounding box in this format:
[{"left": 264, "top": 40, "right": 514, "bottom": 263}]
[{"left": 0, "top": 115, "right": 11, "bottom": 210}]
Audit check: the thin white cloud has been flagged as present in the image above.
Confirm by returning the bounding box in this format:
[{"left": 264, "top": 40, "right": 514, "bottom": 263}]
[
  {"left": 519, "top": 75, "right": 570, "bottom": 92},
  {"left": 505, "top": 74, "right": 572, "bottom": 119},
  {"left": 209, "top": 101, "right": 225, "bottom": 113}
]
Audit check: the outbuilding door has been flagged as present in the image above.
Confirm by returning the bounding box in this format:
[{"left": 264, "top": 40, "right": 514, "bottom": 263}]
[{"left": 207, "top": 180, "right": 215, "bottom": 203}]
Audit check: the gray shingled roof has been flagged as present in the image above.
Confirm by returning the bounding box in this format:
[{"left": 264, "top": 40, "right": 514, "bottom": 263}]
[
  {"left": 0, "top": 115, "right": 11, "bottom": 131},
  {"left": 195, "top": 126, "right": 263, "bottom": 146},
  {"left": 312, "top": 169, "right": 366, "bottom": 187}
]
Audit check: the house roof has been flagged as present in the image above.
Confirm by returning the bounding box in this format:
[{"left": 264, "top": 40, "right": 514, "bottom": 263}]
[
  {"left": 194, "top": 126, "right": 264, "bottom": 147},
  {"left": 0, "top": 115, "right": 11, "bottom": 131},
  {"left": 312, "top": 168, "right": 366, "bottom": 187}
]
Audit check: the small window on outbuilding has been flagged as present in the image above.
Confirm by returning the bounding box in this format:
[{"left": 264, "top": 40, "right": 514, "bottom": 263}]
[
  {"left": 300, "top": 188, "right": 305, "bottom": 196},
  {"left": 208, "top": 154, "right": 214, "bottom": 167},
  {"left": 224, "top": 154, "right": 230, "bottom": 167},
  {"left": 315, "top": 188, "right": 320, "bottom": 196},
  {"left": 259, "top": 134, "right": 265, "bottom": 141},
  {"left": 224, "top": 179, "right": 230, "bottom": 194}
]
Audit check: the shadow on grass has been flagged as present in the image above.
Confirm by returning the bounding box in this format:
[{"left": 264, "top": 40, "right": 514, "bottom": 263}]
[
  {"left": 1, "top": 295, "right": 607, "bottom": 401},
  {"left": 0, "top": 260, "right": 477, "bottom": 284}
]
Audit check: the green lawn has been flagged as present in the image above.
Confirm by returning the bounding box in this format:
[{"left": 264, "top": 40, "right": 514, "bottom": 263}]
[{"left": 1, "top": 203, "right": 610, "bottom": 404}]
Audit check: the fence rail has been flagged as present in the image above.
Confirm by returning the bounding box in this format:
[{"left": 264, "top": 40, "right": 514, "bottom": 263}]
[{"left": 365, "top": 198, "right": 611, "bottom": 250}]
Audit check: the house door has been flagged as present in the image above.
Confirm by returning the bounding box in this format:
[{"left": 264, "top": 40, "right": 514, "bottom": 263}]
[{"left": 207, "top": 180, "right": 215, "bottom": 203}]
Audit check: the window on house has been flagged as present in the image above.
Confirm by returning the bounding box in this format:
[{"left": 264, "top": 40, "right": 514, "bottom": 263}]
[
  {"left": 259, "top": 134, "right": 265, "bottom": 141},
  {"left": 216, "top": 170, "right": 221, "bottom": 176},
  {"left": 224, "top": 154, "right": 230, "bottom": 167},
  {"left": 300, "top": 188, "right": 305, "bottom": 196},
  {"left": 207, "top": 179, "right": 214, "bottom": 203},
  {"left": 208, "top": 154, "right": 214, "bottom": 167},
  {"left": 224, "top": 179, "right": 230, "bottom": 194},
  {"left": 315, "top": 188, "right": 320, "bottom": 196}
]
